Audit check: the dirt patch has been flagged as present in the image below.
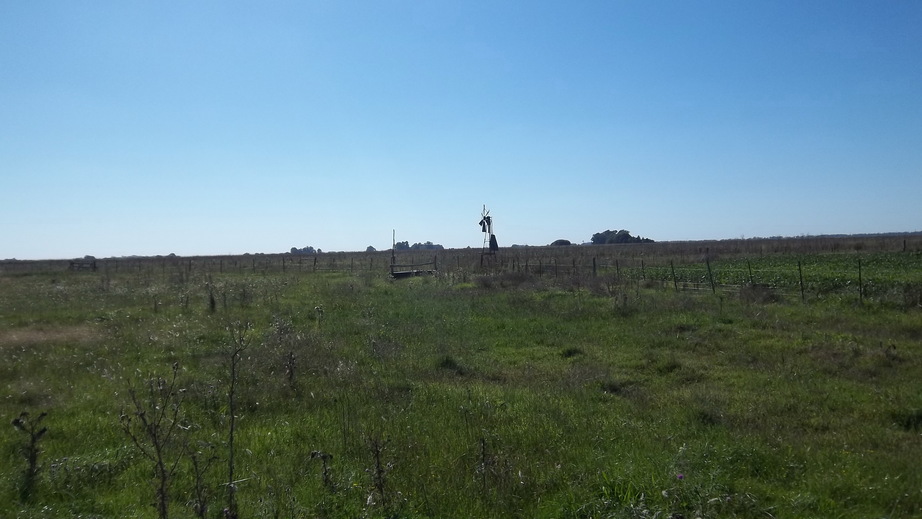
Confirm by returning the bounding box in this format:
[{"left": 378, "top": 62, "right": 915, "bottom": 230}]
[{"left": 0, "top": 325, "right": 101, "bottom": 347}]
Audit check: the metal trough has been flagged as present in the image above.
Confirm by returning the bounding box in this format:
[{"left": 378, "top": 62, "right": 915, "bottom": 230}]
[{"left": 390, "top": 269, "right": 436, "bottom": 279}]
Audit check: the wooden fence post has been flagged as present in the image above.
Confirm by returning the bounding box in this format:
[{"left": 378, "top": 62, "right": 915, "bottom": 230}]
[
  {"left": 858, "top": 257, "right": 863, "bottom": 304},
  {"left": 706, "top": 256, "right": 715, "bottom": 294},
  {"left": 797, "top": 261, "right": 806, "bottom": 304},
  {"left": 592, "top": 257, "right": 597, "bottom": 277},
  {"left": 671, "top": 261, "right": 678, "bottom": 292}
]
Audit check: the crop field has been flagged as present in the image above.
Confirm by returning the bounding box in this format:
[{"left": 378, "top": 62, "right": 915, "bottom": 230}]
[{"left": 1, "top": 237, "right": 921, "bottom": 518}]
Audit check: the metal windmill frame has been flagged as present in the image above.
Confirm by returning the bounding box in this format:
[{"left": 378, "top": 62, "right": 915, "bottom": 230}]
[{"left": 479, "top": 205, "right": 498, "bottom": 265}]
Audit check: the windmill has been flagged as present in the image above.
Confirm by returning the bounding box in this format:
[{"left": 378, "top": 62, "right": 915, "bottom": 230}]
[{"left": 479, "top": 205, "right": 499, "bottom": 255}]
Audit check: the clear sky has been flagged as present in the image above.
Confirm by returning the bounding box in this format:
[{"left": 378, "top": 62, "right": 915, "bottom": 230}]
[{"left": 2, "top": 1, "right": 920, "bottom": 259}]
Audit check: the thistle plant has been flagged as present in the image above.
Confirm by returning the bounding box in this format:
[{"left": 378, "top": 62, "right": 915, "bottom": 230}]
[
  {"left": 224, "top": 320, "right": 251, "bottom": 519},
  {"left": 314, "top": 304, "right": 324, "bottom": 330},
  {"left": 120, "top": 363, "right": 188, "bottom": 519},
  {"left": 365, "top": 435, "right": 395, "bottom": 513},
  {"left": 11, "top": 411, "right": 48, "bottom": 502},
  {"left": 310, "top": 450, "right": 335, "bottom": 492},
  {"left": 189, "top": 442, "right": 218, "bottom": 519}
]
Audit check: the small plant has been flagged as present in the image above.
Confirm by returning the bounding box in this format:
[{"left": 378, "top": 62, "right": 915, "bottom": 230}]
[
  {"left": 11, "top": 411, "right": 48, "bottom": 502},
  {"left": 310, "top": 450, "right": 335, "bottom": 493},
  {"left": 437, "top": 354, "right": 467, "bottom": 375},
  {"left": 561, "top": 347, "right": 584, "bottom": 359},
  {"left": 892, "top": 408, "right": 922, "bottom": 432},
  {"left": 365, "top": 435, "right": 395, "bottom": 513},
  {"left": 224, "top": 320, "right": 251, "bottom": 519},
  {"left": 284, "top": 350, "right": 296, "bottom": 389},
  {"left": 314, "top": 304, "right": 325, "bottom": 329},
  {"left": 120, "top": 363, "right": 188, "bottom": 519},
  {"left": 600, "top": 380, "right": 627, "bottom": 395},
  {"left": 476, "top": 436, "right": 494, "bottom": 496},
  {"left": 189, "top": 442, "right": 218, "bottom": 519},
  {"left": 208, "top": 284, "right": 217, "bottom": 313}
]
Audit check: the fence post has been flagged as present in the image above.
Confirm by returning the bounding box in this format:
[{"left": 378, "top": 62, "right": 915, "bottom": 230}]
[
  {"left": 706, "top": 256, "right": 715, "bottom": 294},
  {"left": 747, "top": 260, "right": 754, "bottom": 285},
  {"left": 858, "top": 257, "right": 863, "bottom": 304},
  {"left": 592, "top": 257, "right": 597, "bottom": 277},
  {"left": 797, "top": 261, "right": 806, "bottom": 304},
  {"left": 671, "top": 261, "right": 678, "bottom": 292}
]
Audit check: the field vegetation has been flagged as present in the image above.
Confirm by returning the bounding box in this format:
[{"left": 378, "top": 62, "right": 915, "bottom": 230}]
[{"left": 1, "top": 236, "right": 921, "bottom": 518}]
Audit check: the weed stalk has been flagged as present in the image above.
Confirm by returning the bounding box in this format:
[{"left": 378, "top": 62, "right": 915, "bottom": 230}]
[{"left": 11, "top": 411, "right": 48, "bottom": 503}]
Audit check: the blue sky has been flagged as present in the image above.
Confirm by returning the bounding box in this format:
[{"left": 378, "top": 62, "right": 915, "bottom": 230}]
[{"left": 2, "top": 1, "right": 920, "bottom": 259}]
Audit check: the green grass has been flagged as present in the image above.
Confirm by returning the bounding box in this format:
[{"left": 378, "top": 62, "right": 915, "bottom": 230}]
[{"left": 1, "top": 254, "right": 921, "bottom": 518}]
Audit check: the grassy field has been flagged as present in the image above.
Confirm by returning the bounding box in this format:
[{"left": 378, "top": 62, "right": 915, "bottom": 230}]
[{"left": 1, "top": 242, "right": 921, "bottom": 518}]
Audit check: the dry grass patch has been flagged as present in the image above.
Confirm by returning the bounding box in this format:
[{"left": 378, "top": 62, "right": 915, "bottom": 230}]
[{"left": 0, "top": 325, "right": 101, "bottom": 348}]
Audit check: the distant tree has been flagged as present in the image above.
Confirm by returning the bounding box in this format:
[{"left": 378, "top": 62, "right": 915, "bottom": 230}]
[
  {"left": 410, "top": 241, "right": 444, "bottom": 251},
  {"left": 550, "top": 239, "right": 572, "bottom": 246},
  {"left": 366, "top": 246, "right": 377, "bottom": 253},
  {"left": 290, "top": 246, "right": 319, "bottom": 254},
  {"left": 590, "top": 230, "right": 654, "bottom": 245},
  {"left": 394, "top": 241, "right": 410, "bottom": 251}
]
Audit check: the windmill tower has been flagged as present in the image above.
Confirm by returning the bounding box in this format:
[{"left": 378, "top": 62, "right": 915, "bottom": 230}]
[{"left": 479, "top": 205, "right": 499, "bottom": 258}]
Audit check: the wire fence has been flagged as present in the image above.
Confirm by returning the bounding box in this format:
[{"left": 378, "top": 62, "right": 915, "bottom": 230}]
[{"left": 3, "top": 236, "right": 921, "bottom": 306}]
